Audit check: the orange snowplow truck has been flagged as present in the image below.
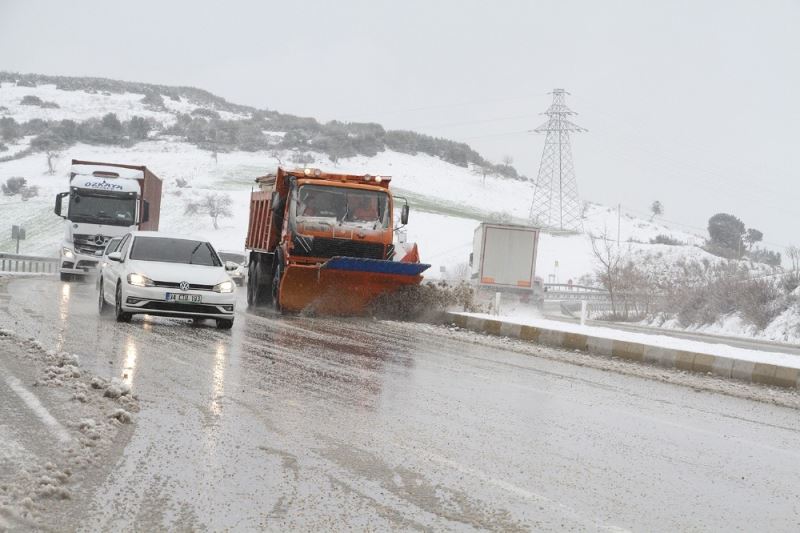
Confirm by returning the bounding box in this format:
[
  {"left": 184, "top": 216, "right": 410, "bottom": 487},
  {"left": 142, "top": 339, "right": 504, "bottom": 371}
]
[{"left": 245, "top": 167, "right": 430, "bottom": 314}]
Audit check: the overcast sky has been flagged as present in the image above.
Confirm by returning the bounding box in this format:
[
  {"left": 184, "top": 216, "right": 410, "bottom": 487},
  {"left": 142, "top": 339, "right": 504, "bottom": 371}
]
[{"left": 1, "top": 0, "right": 798, "bottom": 249}]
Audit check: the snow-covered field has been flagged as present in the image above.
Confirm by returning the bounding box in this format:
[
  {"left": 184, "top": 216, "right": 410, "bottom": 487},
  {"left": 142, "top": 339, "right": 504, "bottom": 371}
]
[
  {"left": 0, "top": 136, "right": 714, "bottom": 282},
  {"left": 0, "top": 82, "right": 247, "bottom": 125}
]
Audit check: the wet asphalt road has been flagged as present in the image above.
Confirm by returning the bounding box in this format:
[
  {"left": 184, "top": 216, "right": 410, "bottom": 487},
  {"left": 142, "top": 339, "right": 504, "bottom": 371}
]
[{"left": 1, "top": 276, "right": 800, "bottom": 531}]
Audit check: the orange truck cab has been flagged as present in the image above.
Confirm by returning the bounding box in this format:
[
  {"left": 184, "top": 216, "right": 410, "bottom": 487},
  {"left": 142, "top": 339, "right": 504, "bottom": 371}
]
[{"left": 245, "top": 167, "right": 429, "bottom": 314}]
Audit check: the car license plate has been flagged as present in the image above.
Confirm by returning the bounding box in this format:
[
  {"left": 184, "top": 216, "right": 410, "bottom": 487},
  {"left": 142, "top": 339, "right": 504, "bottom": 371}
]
[{"left": 165, "top": 292, "right": 201, "bottom": 303}]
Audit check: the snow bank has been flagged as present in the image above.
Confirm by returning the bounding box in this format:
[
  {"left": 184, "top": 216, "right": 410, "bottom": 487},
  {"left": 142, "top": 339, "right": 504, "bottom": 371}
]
[{"left": 463, "top": 312, "right": 800, "bottom": 369}]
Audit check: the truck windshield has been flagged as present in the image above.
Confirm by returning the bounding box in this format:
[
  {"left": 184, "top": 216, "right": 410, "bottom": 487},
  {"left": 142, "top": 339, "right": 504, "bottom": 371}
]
[
  {"left": 295, "top": 185, "right": 389, "bottom": 228},
  {"left": 69, "top": 191, "right": 136, "bottom": 226},
  {"left": 130, "top": 237, "right": 222, "bottom": 266}
]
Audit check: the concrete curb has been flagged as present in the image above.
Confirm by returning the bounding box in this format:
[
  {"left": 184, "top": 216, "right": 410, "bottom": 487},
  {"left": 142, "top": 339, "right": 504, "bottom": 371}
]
[{"left": 446, "top": 312, "right": 800, "bottom": 389}]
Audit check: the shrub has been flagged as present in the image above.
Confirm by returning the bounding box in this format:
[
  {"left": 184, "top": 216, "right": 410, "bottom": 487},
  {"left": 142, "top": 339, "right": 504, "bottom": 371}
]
[
  {"left": 2, "top": 177, "right": 27, "bottom": 195},
  {"left": 0, "top": 117, "right": 20, "bottom": 141},
  {"left": 21, "top": 185, "right": 39, "bottom": 201},
  {"left": 191, "top": 108, "right": 220, "bottom": 119},
  {"left": 650, "top": 234, "right": 682, "bottom": 246},
  {"left": 20, "top": 95, "right": 43, "bottom": 106},
  {"left": 738, "top": 278, "right": 785, "bottom": 329},
  {"left": 141, "top": 92, "right": 165, "bottom": 110}
]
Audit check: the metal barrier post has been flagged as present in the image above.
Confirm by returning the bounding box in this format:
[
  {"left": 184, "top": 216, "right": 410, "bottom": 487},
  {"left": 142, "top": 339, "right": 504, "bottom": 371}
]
[{"left": 580, "top": 300, "right": 587, "bottom": 326}]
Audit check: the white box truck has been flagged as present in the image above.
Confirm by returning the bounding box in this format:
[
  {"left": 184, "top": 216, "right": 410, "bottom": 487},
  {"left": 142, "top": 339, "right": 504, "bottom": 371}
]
[{"left": 470, "top": 223, "right": 542, "bottom": 305}]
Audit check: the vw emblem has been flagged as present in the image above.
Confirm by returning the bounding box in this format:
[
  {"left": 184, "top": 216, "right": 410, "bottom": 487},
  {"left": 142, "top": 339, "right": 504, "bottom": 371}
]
[
  {"left": 179, "top": 281, "right": 190, "bottom": 291},
  {"left": 94, "top": 234, "right": 106, "bottom": 245}
]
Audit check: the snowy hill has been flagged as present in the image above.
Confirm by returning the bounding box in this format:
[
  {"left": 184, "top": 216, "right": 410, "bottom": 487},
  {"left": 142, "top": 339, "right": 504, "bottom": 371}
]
[{"left": 0, "top": 74, "right": 757, "bottom": 285}]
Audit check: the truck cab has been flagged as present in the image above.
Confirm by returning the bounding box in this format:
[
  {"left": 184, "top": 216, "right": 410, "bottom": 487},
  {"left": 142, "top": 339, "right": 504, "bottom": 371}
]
[
  {"left": 245, "top": 167, "right": 425, "bottom": 314},
  {"left": 54, "top": 161, "right": 161, "bottom": 281}
]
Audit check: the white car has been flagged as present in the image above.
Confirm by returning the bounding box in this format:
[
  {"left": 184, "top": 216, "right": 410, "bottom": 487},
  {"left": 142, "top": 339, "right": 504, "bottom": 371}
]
[
  {"left": 218, "top": 251, "right": 247, "bottom": 286},
  {"left": 97, "top": 231, "right": 237, "bottom": 329}
]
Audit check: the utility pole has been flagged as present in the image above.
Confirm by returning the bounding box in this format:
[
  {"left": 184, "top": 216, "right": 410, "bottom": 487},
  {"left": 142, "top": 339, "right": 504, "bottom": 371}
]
[
  {"left": 529, "top": 89, "right": 587, "bottom": 232},
  {"left": 617, "top": 204, "right": 621, "bottom": 246}
]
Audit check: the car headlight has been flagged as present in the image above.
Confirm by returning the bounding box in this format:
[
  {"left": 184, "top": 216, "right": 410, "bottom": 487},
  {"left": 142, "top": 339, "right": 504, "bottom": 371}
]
[
  {"left": 214, "top": 280, "right": 234, "bottom": 293},
  {"left": 62, "top": 247, "right": 75, "bottom": 259},
  {"left": 127, "top": 273, "right": 154, "bottom": 287}
]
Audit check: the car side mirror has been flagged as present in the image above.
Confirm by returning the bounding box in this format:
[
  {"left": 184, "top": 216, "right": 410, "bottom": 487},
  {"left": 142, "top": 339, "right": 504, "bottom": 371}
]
[
  {"left": 400, "top": 204, "right": 409, "bottom": 225},
  {"left": 225, "top": 261, "right": 238, "bottom": 271},
  {"left": 54, "top": 192, "right": 68, "bottom": 217},
  {"left": 108, "top": 252, "right": 122, "bottom": 262}
]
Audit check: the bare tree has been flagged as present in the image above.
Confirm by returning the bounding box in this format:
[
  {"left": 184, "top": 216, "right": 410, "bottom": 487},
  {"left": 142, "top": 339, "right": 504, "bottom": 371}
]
[
  {"left": 502, "top": 155, "right": 514, "bottom": 166},
  {"left": 184, "top": 193, "right": 233, "bottom": 230},
  {"left": 46, "top": 151, "right": 59, "bottom": 175},
  {"left": 589, "top": 231, "right": 626, "bottom": 317},
  {"left": 270, "top": 150, "right": 284, "bottom": 166},
  {"left": 472, "top": 163, "right": 492, "bottom": 186}
]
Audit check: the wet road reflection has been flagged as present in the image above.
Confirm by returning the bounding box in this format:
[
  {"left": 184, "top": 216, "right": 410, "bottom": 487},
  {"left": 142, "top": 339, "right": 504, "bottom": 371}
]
[{"left": 1, "top": 276, "right": 799, "bottom": 531}]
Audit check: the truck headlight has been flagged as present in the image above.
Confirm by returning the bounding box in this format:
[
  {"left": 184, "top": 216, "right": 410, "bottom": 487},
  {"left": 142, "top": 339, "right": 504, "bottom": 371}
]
[
  {"left": 62, "top": 247, "right": 75, "bottom": 259},
  {"left": 127, "top": 273, "right": 154, "bottom": 287},
  {"left": 214, "top": 280, "right": 234, "bottom": 293}
]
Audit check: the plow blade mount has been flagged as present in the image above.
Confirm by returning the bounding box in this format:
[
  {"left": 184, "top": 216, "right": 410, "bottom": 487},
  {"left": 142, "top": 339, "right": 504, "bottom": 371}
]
[{"left": 278, "top": 257, "right": 431, "bottom": 315}]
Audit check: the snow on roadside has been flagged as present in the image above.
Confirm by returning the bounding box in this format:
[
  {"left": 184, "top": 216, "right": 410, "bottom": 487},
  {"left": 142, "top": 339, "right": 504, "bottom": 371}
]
[
  {"left": 0, "top": 331, "right": 138, "bottom": 529},
  {"left": 460, "top": 311, "right": 800, "bottom": 369}
]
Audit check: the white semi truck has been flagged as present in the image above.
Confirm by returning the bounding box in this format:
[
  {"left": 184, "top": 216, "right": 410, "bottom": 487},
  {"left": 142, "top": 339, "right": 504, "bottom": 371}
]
[{"left": 54, "top": 160, "right": 162, "bottom": 281}]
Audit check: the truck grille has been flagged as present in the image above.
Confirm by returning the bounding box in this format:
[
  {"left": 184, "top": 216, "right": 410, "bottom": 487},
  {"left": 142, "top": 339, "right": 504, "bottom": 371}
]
[
  {"left": 73, "top": 234, "right": 111, "bottom": 256},
  {"left": 293, "top": 236, "right": 385, "bottom": 260}
]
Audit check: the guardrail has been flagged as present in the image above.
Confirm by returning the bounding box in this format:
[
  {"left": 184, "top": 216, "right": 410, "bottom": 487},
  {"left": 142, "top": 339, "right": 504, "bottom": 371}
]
[
  {"left": 543, "top": 283, "right": 610, "bottom": 301},
  {"left": 0, "top": 253, "right": 59, "bottom": 274}
]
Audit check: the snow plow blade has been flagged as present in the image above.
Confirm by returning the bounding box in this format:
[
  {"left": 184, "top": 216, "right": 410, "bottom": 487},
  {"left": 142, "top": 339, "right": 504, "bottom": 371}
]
[{"left": 279, "top": 257, "right": 431, "bottom": 315}]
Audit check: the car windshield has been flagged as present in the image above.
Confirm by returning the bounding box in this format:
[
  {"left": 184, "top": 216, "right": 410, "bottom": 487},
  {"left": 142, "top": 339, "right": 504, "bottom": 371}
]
[
  {"left": 69, "top": 191, "right": 136, "bottom": 226},
  {"left": 295, "top": 185, "right": 389, "bottom": 228},
  {"left": 129, "top": 237, "right": 221, "bottom": 266},
  {"left": 219, "top": 252, "right": 245, "bottom": 264}
]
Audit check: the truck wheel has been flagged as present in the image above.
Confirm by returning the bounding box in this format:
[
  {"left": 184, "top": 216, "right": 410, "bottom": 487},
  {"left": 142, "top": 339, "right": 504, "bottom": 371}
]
[
  {"left": 98, "top": 279, "right": 110, "bottom": 315},
  {"left": 115, "top": 284, "right": 132, "bottom": 323},
  {"left": 271, "top": 254, "right": 283, "bottom": 312},
  {"left": 247, "top": 254, "right": 272, "bottom": 308},
  {"left": 60, "top": 272, "right": 72, "bottom": 282},
  {"left": 247, "top": 256, "right": 257, "bottom": 307}
]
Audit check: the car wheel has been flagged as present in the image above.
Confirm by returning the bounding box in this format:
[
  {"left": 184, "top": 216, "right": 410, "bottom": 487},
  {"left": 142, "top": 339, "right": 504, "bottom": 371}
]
[
  {"left": 115, "top": 284, "right": 132, "bottom": 323},
  {"left": 98, "top": 279, "right": 110, "bottom": 315},
  {"left": 216, "top": 319, "right": 233, "bottom": 330}
]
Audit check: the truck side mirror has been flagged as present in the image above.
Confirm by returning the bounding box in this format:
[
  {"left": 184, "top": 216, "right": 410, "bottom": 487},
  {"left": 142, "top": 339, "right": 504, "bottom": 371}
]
[
  {"left": 141, "top": 201, "right": 150, "bottom": 223},
  {"left": 400, "top": 204, "right": 409, "bottom": 225},
  {"left": 54, "top": 192, "right": 68, "bottom": 217},
  {"left": 469, "top": 252, "right": 473, "bottom": 267}
]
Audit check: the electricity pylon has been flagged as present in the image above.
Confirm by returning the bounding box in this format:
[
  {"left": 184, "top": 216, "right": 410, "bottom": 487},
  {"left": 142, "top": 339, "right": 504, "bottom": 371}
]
[{"left": 529, "top": 89, "right": 586, "bottom": 232}]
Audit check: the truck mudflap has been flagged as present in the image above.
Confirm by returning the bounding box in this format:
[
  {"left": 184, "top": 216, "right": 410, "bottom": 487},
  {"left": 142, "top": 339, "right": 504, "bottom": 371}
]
[{"left": 278, "top": 257, "right": 431, "bottom": 315}]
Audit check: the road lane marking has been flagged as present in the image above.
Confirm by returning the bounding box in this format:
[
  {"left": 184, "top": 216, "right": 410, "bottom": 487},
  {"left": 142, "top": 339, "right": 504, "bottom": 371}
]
[
  {"left": 395, "top": 442, "right": 631, "bottom": 532},
  {"left": 3, "top": 370, "right": 72, "bottom": 444}
]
